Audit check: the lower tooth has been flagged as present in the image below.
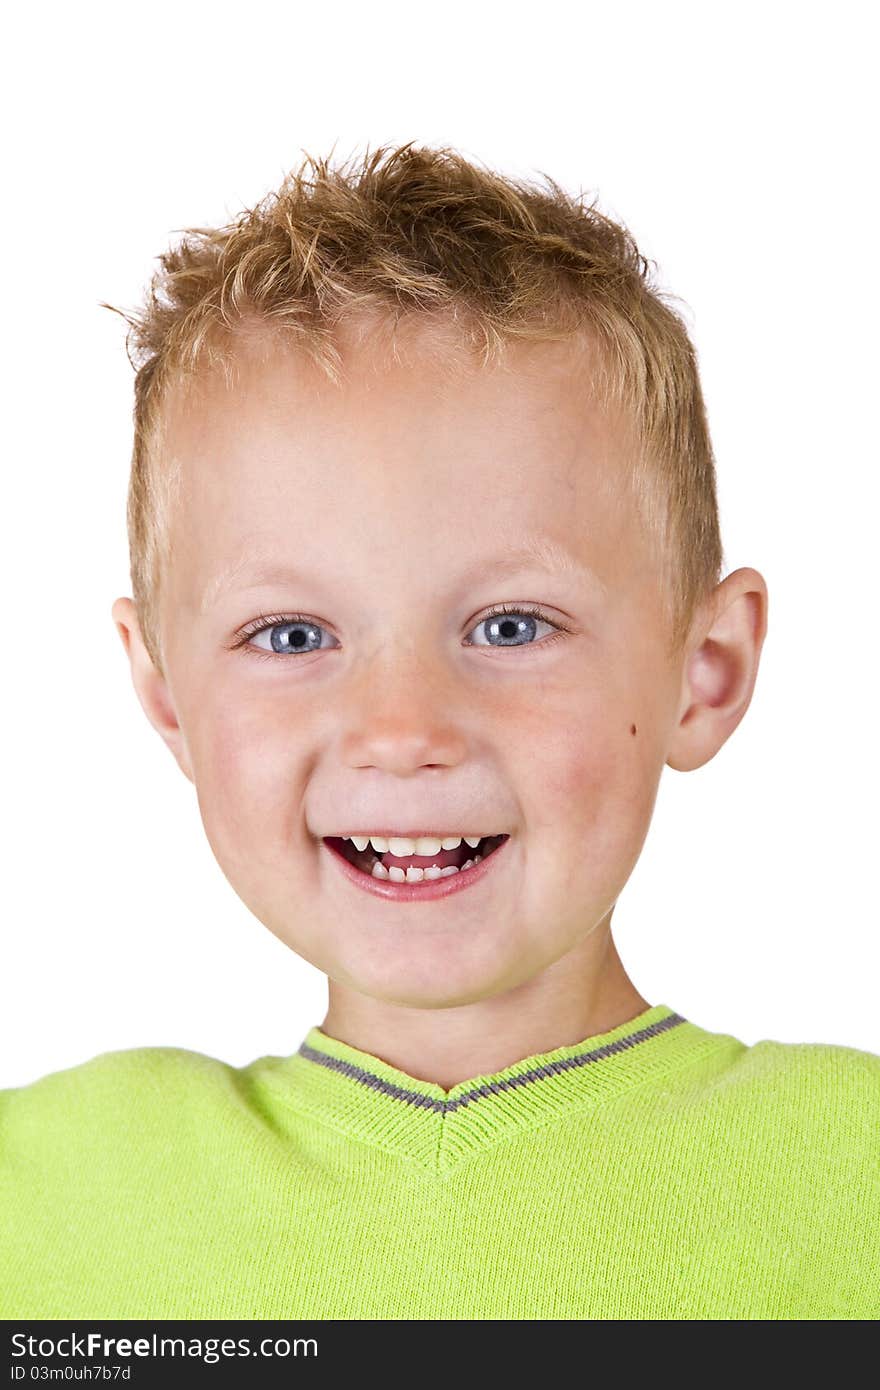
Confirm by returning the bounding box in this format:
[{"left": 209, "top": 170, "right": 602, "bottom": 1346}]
[{"left": 369, "top": 855, "right": 483, "bottom": 883}]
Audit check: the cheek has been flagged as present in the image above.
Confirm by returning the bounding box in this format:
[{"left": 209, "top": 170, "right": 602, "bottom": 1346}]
[
  {"left": 186, "top": 689, "right": 307, "bottom": 876},
  {"left": 516, "top": 682, "right": 642, "bottom": 811},
  {"left": 516, "top": 684, "right": 659, "bottom": 884},
  {"left": 539, "top": 719, "right": 649, "bottom": 827}
]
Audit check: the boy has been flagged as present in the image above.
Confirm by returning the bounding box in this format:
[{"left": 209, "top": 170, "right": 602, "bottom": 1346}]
[{"left": 1, "top": 143, "right": 877, "bottom": 1320}]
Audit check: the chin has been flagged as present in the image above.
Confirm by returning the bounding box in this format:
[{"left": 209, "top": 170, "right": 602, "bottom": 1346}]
[{"left": 337, "top": 936, "right": 542, "bottom": 1013}]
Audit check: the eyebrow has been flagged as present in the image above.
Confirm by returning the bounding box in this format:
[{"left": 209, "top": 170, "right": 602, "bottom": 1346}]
[{"left": 199, "top": 538, "right": 606, "bottom": 615}]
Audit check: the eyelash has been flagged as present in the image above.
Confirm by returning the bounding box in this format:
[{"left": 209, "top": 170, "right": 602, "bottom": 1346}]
[{"left": 231, "top": 604, "right": 569, "bottom": 662}]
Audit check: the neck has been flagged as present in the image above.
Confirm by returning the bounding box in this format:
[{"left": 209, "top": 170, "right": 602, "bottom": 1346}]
[{"left": 321, "top": 922, "right": 650, "bottom": 1091}]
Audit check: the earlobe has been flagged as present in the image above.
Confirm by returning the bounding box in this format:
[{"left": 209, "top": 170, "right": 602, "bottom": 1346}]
[
  {"left": 110, "top": 597, "right": 195, "bottom": 784},
  {"left": 666, "top": 568, "right": 769, "bottom": 773}
]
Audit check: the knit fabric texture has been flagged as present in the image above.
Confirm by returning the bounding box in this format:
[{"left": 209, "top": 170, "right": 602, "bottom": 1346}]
[{"left": 1, "top": 1002, "right": 878, "bottom": 1319}]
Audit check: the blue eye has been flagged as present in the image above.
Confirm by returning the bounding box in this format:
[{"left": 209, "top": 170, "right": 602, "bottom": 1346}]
[
  {"left": 234, "top": 605, "right": 566, "bottom": 658},
  {"left": 466, "top": 606, "right": 562, "bottom": 648},
  {"left": 238, "top": 614, "right": 340, "bottom": 656}
]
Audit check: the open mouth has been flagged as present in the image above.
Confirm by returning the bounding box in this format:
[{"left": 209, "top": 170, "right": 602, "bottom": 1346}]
[{"left": 323, "top": 834, "right": 509, "bottom": 883}]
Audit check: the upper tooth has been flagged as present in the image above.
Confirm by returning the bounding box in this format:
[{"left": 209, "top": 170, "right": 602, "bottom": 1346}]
[
  {"left": 345, "top": 834, "right": 486, "bottom": 855},
  {"left": 389, "top": 836, "right": 436, "bottom": 856},
  {"left": 415, "top": 837, "right": 442, "bottom": 856}
]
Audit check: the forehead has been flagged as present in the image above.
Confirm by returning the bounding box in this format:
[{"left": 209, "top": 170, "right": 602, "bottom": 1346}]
[{"left": 161, "top": 322, "right": 646, "bottom": 610}]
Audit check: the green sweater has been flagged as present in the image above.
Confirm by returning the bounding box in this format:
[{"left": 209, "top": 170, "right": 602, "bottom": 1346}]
[{"left": 1, "top": 1003, "right": 878, "bottom": 1319}]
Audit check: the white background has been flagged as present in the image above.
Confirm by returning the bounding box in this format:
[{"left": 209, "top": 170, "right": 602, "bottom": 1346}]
[{"left": 2, "top": 1, "right": 877, "bottom": 1087}]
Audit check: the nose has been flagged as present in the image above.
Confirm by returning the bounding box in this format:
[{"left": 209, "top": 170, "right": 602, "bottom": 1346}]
[{"left": 337, "top": 638, "right": 469, "bottom": 775}]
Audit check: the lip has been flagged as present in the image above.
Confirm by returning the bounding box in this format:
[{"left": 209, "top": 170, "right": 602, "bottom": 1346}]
[
  {"left": 320, "top": 831, "right": 488, "bottom": 842},
  {"left": 321, "top": 834, "right": 511, "bottom": 901}
]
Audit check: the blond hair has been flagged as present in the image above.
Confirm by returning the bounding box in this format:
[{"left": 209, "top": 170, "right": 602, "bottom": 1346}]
[{"left": 103, "top": 142, "right": 724, "bottom": 676}]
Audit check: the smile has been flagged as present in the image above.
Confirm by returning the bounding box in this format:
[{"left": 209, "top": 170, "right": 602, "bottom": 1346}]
[{"left": 321, "top": 834, "right": 511, "bottom": 901}]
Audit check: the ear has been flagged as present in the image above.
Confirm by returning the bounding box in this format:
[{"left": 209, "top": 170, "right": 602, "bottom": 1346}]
[
  {"left": 111, "top": 597, "right": 194, "bottom": 783},
  {"left": 666, "top": 567, "right": 769, "bottom": 773}
]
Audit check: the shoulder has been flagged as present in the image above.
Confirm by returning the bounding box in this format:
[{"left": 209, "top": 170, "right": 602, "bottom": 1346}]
[
  {"left": 718, "top": 1032, "right": 880, "bottom": 1103},
  {"left": 669, "top": 1028, "right": 880, "bottom": 1171},
  {"left": 1, "top": 1042, "right": 235, "bottom": 1094},
  {"left": 752, "top": 1034, "right": 879, "bottom": 1128},
  {"left": 0, "top": 1044, "right": 241, "bottom": 1148}
]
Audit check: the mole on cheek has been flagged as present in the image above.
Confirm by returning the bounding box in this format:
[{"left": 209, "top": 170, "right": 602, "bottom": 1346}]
[{"left": 630, "top": 723, "right": 637, "bottom": 736}]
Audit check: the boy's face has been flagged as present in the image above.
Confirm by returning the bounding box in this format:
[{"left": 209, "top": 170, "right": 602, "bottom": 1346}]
[{"left": 121, "top": 325, "right": 726, "bottom": 1010}]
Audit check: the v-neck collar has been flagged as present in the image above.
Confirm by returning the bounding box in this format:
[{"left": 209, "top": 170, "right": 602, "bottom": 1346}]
[{"left": 254, "top": 1003, "right": 727, "bottom": 1173}]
